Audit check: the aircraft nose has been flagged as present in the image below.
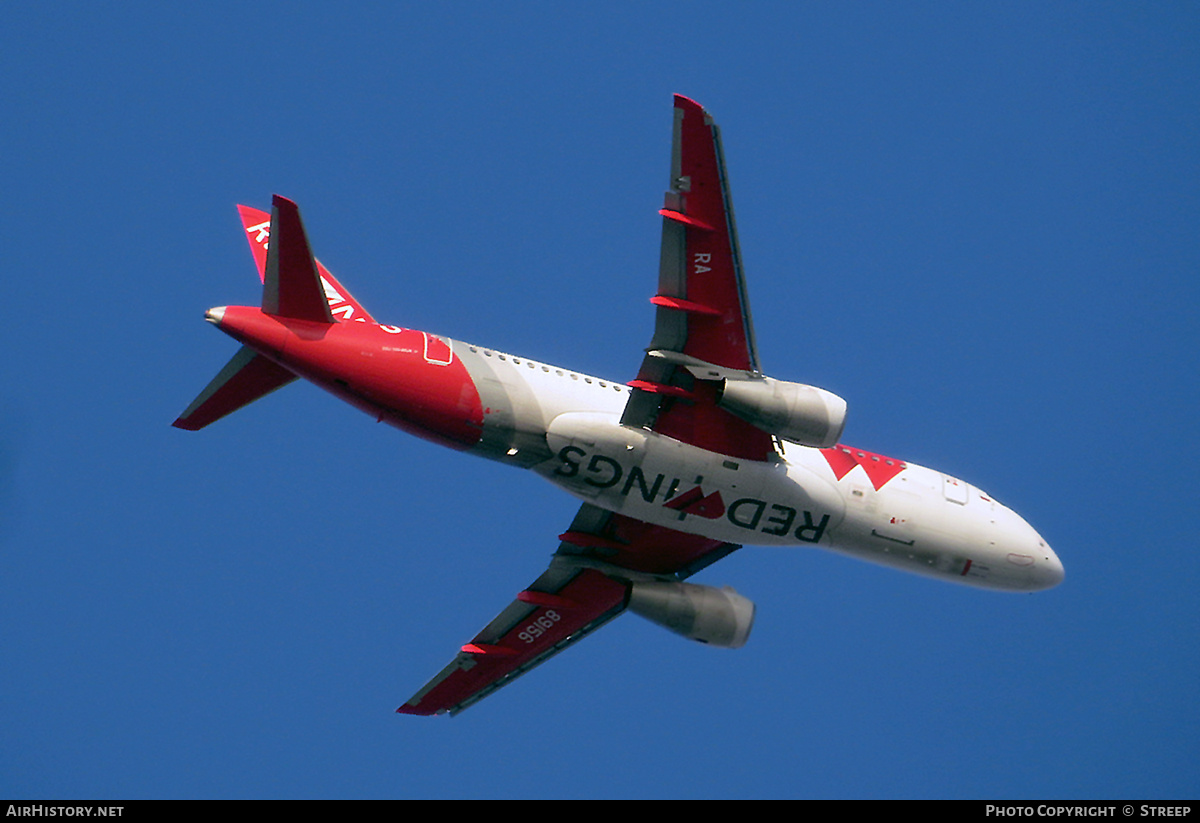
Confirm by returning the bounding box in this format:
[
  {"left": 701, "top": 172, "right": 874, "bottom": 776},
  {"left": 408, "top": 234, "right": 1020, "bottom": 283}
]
[
  {"left": 994, "top": 506, "right": 1064, "bottom": 591},
  {"left": 1029, "top": 538, "right": 1064, "bottom": 590}
]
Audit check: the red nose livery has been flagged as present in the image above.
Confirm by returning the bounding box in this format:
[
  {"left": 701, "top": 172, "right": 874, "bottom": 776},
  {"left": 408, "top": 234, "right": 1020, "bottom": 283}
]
[{"left": 175, "top": 95, "right": 1063, "bottom": 716}]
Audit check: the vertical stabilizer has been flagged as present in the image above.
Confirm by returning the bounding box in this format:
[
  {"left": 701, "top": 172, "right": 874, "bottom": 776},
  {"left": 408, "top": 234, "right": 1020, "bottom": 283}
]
[
  {"left": 262, "top": 195, "right": 334, "bottom": 324},
  {"left": 237, "top": 202, "right": 376, "bottom": 324}
]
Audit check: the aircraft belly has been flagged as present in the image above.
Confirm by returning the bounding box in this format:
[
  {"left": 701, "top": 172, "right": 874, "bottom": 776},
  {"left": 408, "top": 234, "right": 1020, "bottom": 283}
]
[
  {"left": 538, "top": 414, "right": 846, "bottom": 547},
  {"left": 807, "top": 456, "right": 1052, "bottom": 590}
]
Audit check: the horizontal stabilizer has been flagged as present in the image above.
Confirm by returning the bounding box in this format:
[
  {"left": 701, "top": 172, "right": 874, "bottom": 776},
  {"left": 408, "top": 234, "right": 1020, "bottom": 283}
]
[
  {"left": 173, "top": 346, "right": 297, "bottom": 431},
  {"left": 262, "top": 195, "right": 334, "bottom": 324}
]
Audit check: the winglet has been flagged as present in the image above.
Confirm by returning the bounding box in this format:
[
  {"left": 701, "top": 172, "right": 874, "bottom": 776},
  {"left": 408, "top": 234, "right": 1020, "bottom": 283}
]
[{"left": 262, "top": 195, "right": 335, "bottom": 324}]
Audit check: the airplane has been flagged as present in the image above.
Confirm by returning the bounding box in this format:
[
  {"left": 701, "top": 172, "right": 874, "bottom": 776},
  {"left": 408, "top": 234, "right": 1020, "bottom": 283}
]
[{"left": 174, "top": 94, "right": 1064, "bottom": 716}]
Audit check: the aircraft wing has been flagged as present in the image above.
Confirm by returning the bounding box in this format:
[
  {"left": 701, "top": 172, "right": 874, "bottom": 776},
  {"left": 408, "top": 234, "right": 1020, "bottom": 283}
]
[
  {"left": 399, "top": 97, "right": 757, "bottom": 716},
  {"left": 397, "top": 503, "right": 737, "bottom": 716},
  {"left": 622, "top": 95, "right": 776, "bottom": 462}
]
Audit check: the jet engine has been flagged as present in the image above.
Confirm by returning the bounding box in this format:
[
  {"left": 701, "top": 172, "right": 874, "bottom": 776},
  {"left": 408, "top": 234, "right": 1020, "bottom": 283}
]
[
  {"left": 717, "top": 377, "right": 847, "bottom": 448},
  {"left": 627, "top": 581, "right": 755, "bottom": 648}
]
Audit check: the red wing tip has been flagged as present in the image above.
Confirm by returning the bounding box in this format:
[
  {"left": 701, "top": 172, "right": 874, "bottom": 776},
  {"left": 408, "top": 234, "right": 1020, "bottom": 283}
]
[
  {"left": 396, "top": 704, "right": 435, "bottom": 716},
  {"left": 271, "top": 194, "right": 298, "bottom": 209},
  {"left": 673, "top": 94, "right": 705, "bottom": 112}
]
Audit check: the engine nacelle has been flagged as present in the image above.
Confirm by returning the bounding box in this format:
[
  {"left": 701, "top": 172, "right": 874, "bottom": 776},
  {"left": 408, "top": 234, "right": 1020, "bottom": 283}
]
[
  {"left": 717, "top": 377, "right": 847, "bottom": 448},
  {"left": 627, "top": 582, "right": 755, "bottom": 648}
]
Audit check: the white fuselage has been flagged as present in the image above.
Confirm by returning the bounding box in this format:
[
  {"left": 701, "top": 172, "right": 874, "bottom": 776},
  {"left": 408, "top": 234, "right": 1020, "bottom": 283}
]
[{"left": 449, "top": 338, "right": 1064, "bottom": 593}]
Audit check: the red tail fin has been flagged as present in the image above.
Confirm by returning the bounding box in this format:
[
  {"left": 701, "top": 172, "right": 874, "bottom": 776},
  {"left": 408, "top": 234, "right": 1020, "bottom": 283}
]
[
  {"left": 175, "top": 196, "right": 380, "bottom": 432},
  {"left": 261, "top": 195, "right": 333, "bottom": 323},
  {"left": 237, "top": 200, "right": 375, "bottom": 323}
]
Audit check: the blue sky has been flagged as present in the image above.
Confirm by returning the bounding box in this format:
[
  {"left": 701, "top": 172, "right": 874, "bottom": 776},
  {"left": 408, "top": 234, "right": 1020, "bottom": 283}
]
[{"left": 3, "top": 3, "right": 1197, "bottom": 799}]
